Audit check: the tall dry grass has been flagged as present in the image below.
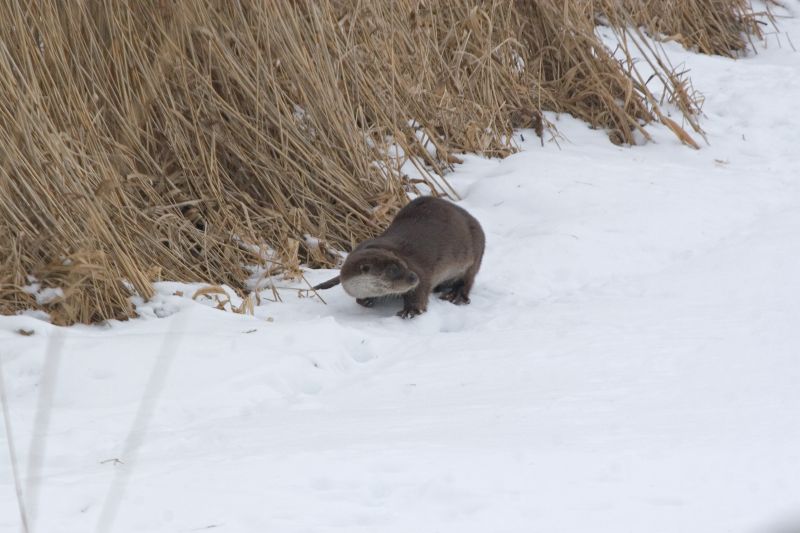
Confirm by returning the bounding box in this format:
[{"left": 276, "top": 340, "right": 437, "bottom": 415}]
[
  {"left": 0, "top": 0, "right": 768, "bottom": 324},
  {"left": 617, "top": 0, "right": 770, "bottom": 56}
]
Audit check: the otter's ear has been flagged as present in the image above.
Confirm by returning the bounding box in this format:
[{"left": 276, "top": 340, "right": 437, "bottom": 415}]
[{"left": 383, "top": 250, "right": 407, "bottom": 270}]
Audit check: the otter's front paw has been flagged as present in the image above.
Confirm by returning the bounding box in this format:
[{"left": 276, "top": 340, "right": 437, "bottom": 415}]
[
  {"left": 397, "top": 307, "right": 424, "bottom": 319},
  {"left": 356, "top": 297, "right": 375, "bottom": 308}
]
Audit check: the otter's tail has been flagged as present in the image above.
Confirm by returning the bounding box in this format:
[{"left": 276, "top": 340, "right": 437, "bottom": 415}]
[{"left": 311, "top": 275, "right": 341, "bottom": 291}]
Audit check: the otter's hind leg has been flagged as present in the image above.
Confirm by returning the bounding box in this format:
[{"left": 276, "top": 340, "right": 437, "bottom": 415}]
[
  {"left": 440, "top": 262, "right": 480, "bottom": 306},
  {"left": 438, "top": 279, "right": 466, "bottom": 304},
  {"left": 444, "top": 219, "right": 484, "bottom": 305},
  {"left": 433, "top": 279, "right": 456, "bottom": 294},
  {"left": 439, "top": 280, "right": 470, "bottom": 305}
]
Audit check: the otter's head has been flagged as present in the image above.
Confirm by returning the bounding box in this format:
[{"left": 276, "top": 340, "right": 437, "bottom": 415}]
[{"left": 340, "top": 248, "right": 419, "bottom": 298}]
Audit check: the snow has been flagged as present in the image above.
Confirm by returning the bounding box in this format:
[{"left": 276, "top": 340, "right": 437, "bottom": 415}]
[
  {"left": 3, "top": 10, "right": 800, "bottom": 533},
  {"left": 20, "top": 280, "right": 64, "bottom": 307}
]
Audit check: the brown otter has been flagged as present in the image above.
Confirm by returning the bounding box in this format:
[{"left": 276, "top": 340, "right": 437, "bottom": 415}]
[{"left": 312, "top": 196, "right": 485, "bottom": 318}]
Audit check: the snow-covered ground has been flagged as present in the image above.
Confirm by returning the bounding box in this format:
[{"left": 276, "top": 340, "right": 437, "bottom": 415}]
[{"left": 3, "top": 10, "right": 800, "bottom": 533}]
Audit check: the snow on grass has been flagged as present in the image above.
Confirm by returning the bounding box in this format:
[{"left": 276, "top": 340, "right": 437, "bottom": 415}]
[{"left": 2, "top": 10, "right": 800, "bottom": 533}]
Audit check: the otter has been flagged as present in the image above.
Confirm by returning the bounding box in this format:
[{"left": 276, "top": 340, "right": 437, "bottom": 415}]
[{"left": 312, "top": 196, "right": 485, "bottom": 318}]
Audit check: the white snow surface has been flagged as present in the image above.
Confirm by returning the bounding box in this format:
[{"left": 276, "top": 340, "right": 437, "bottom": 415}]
[{"left": 3, "top": 13, "right": 800, "bottom": 533}]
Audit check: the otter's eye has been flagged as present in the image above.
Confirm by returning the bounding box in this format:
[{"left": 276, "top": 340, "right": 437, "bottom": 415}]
[
  {"left": 386, "top": 264, "right": 401, "bottom": 279},
  {"left": 360, "top": 264, "right": 371, "bottom": 274}
]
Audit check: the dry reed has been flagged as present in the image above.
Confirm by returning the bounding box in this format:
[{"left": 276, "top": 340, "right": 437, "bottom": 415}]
[{"left": 0, "top": 0, "right": 768, "bottom": 324}]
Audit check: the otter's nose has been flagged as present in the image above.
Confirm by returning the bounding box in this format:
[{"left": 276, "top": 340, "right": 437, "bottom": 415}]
[{"left": 407, "top": 272, "right": 418, "bottom": 284}]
